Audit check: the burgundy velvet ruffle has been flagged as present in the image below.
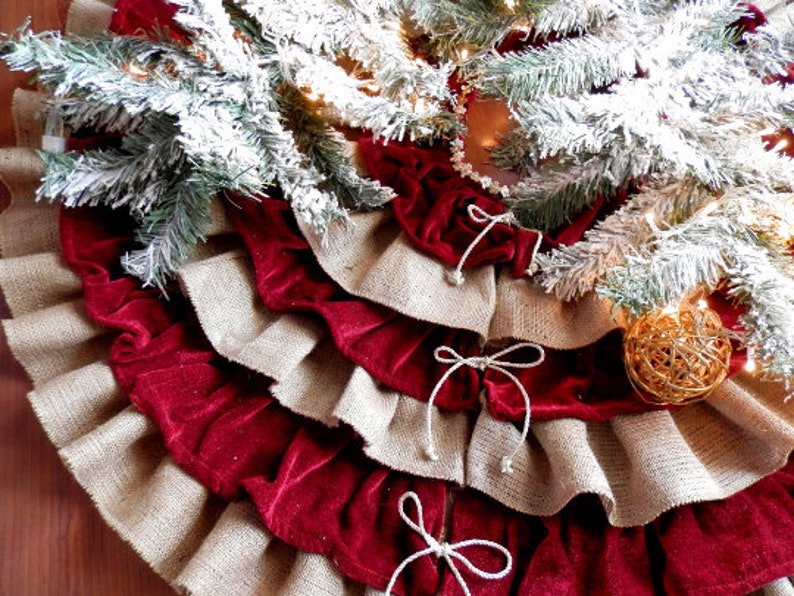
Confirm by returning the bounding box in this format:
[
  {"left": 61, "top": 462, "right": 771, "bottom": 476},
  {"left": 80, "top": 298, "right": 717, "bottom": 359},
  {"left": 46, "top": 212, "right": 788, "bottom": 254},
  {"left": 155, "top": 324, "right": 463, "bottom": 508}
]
[
  {"left": 59, "top": 204, "right": 794, "bottom": 596},
  {"left": 106, "top": 0, "right": 746, "bottom": 425},
  {"left": 358, "top": 135, "right": 541, "bottom": 276},
  {"left": 355, "top": 2, "right": 786, "bottom": 293},
  {"left": 357, "top": 134, "right": 614, "bottom": 273},
  {"left": 109, "top": 0, "right": 189, "bottom": 41},
  {"left": 226, "top": 196, "right": 668, "bottom": 422},
  {"left": 39, "top": 2, "right": 794, "bottom": 594}
]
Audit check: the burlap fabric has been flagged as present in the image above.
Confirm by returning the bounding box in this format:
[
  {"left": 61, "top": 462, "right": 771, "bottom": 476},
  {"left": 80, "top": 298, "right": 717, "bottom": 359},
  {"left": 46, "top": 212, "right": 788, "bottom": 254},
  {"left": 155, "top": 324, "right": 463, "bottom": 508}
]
[
  {"left": 0, "top": 1, "right": 372, "bottom": 594},
  {"left": 0, "top": 94, "right": 378, "bottom": 596},
  {"left": 180, "top": 241, "right": 794, "bottom": 527},
  {"left": 1, "top": 0, "right": 793, "bottom": 592},
  {"left": 298, "top": 214, "right": 623, "bottom": 348}
]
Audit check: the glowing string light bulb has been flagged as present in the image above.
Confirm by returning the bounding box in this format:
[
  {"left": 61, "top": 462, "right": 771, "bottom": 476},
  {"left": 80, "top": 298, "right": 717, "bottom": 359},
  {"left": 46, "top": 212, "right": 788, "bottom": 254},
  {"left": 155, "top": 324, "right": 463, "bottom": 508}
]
[
  {"left": 304, "top": 88, "right": 321, "bottom": 102},
  {"left": 122, "top": 62, "right": 149, "bottom": 80},
  {"left": 744, "top": 347, "right": 758, "bottom": 373},
  {"left": 700, "top": 201, "right": 719, "bottom": 217}
]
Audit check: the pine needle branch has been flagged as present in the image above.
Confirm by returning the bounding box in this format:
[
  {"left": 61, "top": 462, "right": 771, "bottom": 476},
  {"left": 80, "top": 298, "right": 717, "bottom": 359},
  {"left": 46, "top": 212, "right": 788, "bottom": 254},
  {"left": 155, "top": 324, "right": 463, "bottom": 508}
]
[
  {"left": 532, "top": 0, "right": 626, "bottom": 36},
  {"left": 37, "top": 114, "right": 185, "bottom": 214},
  {"left": 474, "top": 26, "right": 639, "bottom": 103},
  {"left": 406, "top": 0, "right": 546, "bottom": 59},
  {"left": 506, "top": 149, "right": 651, "bottom": 230},
  {"left": 279, "top": 45, "right": 458, "bottom": 141},
  {"left": 534, "top": 176, "right": 714, "bottom": 300},
  {"left": 242, "top": 0, "right": 453, "bottom": 104},
  {"left": 121, "top": 174, "right": 214, "bottom": 290},
  {"left": 597, "top": 192, "right": 794, "bottom": 378},
  {"left": 282, "top": 85, "right": 394, "bottom": 210}
]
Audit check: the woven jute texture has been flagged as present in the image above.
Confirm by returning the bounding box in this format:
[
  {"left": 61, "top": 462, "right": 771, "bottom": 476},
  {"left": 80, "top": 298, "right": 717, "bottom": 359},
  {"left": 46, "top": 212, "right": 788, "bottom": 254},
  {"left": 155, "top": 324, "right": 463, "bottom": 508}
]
[
  {"left": 180, "top": 240, "right": 794, "bottom": 527},
  {"left": 0, "top": 1, "right": 369, "bottom": 594},
  {"left": 1, "top": 0, "right": 793, "bottom": 592},
  {"left": 0, "top": 101, "right": 368, "bottom": 596},
  {"left": 299, "top": 209, "right": 623, "bottom": 349}
]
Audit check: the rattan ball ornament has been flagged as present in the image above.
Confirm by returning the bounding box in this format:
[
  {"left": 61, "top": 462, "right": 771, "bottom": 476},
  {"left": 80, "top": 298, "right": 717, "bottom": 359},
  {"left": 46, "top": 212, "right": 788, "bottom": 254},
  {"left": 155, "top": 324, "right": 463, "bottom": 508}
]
[{"left": 623, "top": 301, "right": 732, "bottom": 405}]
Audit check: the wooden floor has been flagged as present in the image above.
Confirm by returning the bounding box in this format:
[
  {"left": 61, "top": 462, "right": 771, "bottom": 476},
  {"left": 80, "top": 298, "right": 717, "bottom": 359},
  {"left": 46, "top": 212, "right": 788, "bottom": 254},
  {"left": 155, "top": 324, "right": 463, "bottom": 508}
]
[{"left": 0, "top": 2, "right": 174, "bottom": 594}]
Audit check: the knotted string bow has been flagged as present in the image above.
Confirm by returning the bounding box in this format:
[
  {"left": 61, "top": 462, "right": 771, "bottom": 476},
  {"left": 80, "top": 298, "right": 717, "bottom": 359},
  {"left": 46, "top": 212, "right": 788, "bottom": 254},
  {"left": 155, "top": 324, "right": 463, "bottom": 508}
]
[
  {"left": 447, "top": 204, "right": 517, "bottom": 286},
  {"left": 447, "top": 204, "right": 544, "bottom": 285},
  {"left": 425, "top": 342, "right": 545, "bottom": 474},
  {"left": 385, "top": 491, "right": 513, "bottom": 596}
]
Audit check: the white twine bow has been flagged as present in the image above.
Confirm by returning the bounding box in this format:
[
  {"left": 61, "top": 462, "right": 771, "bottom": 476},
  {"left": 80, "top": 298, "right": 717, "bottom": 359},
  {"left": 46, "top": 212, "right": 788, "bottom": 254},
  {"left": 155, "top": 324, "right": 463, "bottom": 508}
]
[
  {"left": 524, "top": 231, "right": 544, "bottom": 277},
  {"left": 384, "top": 491, "right": 513, "bottom": 596},
  {"left": 425, "top": 342, "right": 545, "bottom": 474},
  {"left": 447, "top": 204, "right": 517, "bottom": 286}
]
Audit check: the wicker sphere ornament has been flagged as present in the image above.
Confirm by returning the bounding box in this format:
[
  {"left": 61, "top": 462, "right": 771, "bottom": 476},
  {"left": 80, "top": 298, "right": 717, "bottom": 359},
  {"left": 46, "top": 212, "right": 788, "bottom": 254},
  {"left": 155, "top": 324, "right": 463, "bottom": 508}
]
[{"left": 623, "top": 301, "right": 733, "bottom": 405}]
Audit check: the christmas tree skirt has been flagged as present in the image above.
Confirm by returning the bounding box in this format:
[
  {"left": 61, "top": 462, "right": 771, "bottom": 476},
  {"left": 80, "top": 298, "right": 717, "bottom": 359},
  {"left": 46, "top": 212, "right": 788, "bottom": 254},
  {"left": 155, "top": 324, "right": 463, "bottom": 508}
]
[{"left": 3, "top": 0, "right": 794, "bottom": 594}]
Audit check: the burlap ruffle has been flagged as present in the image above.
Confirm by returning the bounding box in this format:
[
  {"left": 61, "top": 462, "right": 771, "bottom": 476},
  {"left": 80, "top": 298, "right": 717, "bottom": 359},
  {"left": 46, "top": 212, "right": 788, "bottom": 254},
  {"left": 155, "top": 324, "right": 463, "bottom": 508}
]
[
  {"left": 297, "top": 212, "right": 624, "bottom": 349},
  {"left": 0, "top": 2, "right": 372, "bottom": 592},
  {"left": 1, "top": 0, "right": 793, "bottom": 592},
  {"left": 3, "top": 119, "right": 791, "bottom": 596},
  {"left": 179, "top": 239, "right": 794, "bottom": 527}
]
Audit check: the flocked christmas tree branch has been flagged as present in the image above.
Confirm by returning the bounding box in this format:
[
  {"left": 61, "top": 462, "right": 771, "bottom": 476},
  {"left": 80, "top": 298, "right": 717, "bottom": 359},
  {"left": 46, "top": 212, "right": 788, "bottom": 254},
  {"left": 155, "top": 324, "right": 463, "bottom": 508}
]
[
  {"left": 2, "top": 0, "right": 794, "bottom": 388},
  {"left": 473, "top": 24, "right": 640, "bottom": 104},
  {"left": 531, "top": 0, "right": 626, "bottom": 36},
  {"left": 406, "top": 0, "right": 543, "bottom": 60},
  {"left": 242, "top": 0, "right": 453, "bottom": 103},
  {"left": 533, "top": 175, "right": 714, "bottom": 300},
  {"left": 484, "top": 0, "right": 794, "bottom": 230},
  {"left": 597, "top": 191, "right": 794, "bottom": 379},
  {"left": 0, "top": 0, "right": 415, "bottom": 286}
]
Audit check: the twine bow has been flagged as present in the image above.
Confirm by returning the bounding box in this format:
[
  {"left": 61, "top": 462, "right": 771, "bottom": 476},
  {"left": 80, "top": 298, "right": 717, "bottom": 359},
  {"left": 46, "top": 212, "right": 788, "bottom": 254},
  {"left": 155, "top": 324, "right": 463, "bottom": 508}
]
[
  {"left": 385, "top": 492, "right": 513, "bottom": 596},
  {"left": 425, "top": 342, "right": 545, "bottom": 474},
  {"left": 447, "top": 204, "right": 517, "bottom": 286},
  {"left": 524, "top": 231, "right": 544, "bottom": 277}
]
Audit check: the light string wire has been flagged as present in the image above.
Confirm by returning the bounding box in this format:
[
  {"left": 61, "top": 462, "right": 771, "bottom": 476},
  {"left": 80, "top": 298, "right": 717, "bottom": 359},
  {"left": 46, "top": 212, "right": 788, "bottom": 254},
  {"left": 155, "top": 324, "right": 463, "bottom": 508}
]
[
  {"left": 425, "top": 342, "right": 545, "bottom": 474},
  {"left": 385, "top": 491, "right": 513, "bottom": 596}
]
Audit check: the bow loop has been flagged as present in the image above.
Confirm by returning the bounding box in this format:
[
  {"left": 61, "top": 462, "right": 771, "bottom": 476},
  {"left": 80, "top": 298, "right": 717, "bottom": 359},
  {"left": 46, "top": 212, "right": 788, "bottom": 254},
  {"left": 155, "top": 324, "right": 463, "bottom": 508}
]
[
  {"left": 385, "top": 492, "right": 513, "bottom": 596},
  {"left": 466, "top": 203, "right": 516, "bottom": 225},
  {"left": 487, "top": 342, "right": 545, "bottom": 370},
  {"left": 446, "top": 204, "right": 519, "bottom": 286},
  {"left": 425, "top": 342, "right": 545, "bottom": 473},
  {"left": 447, "top": 539, "right": 514, "bottom": 581},
  {"left": 397, "top": 490, "right": 430, "bottom": 538},
  {"left": 433, "top": 345, "right": 467, "bottom": 365}
]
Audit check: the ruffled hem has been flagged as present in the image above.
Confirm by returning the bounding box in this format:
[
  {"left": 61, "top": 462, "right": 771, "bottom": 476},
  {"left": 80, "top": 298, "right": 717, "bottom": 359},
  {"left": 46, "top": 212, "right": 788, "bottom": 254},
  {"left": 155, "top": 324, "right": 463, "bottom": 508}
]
[
  {"left": 56, "top": 202, "right": 794, "bottom": 596},
  {"left": 0, "top": 84, "right": 370, "bottom": 596},
  {"left": 5, "top": 166, "right": 794, "bottom": 596},
  {"left": 227, "top": 196, "right": 671, "bottom": 423},
  {"left": 1, "top": 2, "right": 792, "bottom": 595},
  {"left": 357, "top": 134, "right": 550, "bottom": 273},
  {"left": 178, "top": 237, "right": 794, "bottom": 527},
  {"left": 296, "top": 198, "right": 623, "bottom": 348}
]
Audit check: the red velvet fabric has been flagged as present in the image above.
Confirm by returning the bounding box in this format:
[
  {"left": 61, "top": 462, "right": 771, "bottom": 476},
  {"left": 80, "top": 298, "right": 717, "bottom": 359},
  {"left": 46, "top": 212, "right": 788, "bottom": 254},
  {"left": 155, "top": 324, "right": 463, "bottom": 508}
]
[
  {"left": 59, "top": 205, "right": 794, "bottom": 596},
  {"left": 355, "top": 1, "right": 779, "bottom": 279},
  {"left": 227, "top": 196, "right": 668, "bottom": 422},
  {"left": 358, "top": 135, "right": 541, "bottom": 276},
  {"left": 109, "top": 0, "right": 188, "bottom": 41},
  {"left": 107, "top": 0, "right": 748, "bottom": 423},
  {"left": 357, "top": 135, "right": 621, "bottom": 275}
]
